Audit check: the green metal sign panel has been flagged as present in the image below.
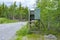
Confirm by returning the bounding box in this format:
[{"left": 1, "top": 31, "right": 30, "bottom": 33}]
[{"left": 34, "top": 8, "right": 40, "bottom": 20}]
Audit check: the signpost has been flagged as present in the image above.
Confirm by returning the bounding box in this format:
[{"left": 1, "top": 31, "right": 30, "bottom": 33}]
[
  {"left": 29, "top": 8, "right": 40, "bottom": 33},
  {"left": 35, "top": 8, "right": 40, "bottom": 20},
  {"left": 30, "top": 8, "right": 40, "bottom": 20}
]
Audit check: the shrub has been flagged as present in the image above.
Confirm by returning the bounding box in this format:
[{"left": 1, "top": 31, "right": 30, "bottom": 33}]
[
  {"left": 0, "top": 18, "right": 17, "bottom": 24},
  {"left": 16, "top": 25, "right": 29, "bottom": 36}
]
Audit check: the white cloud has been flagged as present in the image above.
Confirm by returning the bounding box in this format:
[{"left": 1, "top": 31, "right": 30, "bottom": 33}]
[
  {"left": 0, "top": 0, "right": 36, "bottom": 9},
  {"left": 21, "top": 0, "right": 36, "bottom": 8},
  {"left": 0, "top": 0, "right": 12, "bottom": 2},
  {"left": 13, "top": 0, "right": 21, "bottom": 2},
  {"left": 13, "top": 0, "right": 25, "bottom": 2}
]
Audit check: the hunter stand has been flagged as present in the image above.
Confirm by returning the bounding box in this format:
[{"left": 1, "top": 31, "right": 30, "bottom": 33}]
[{"left": 29, "top": 8, "right": 41, "bottom": 34}]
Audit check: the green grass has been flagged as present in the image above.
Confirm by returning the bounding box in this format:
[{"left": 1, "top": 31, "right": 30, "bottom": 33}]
[
  {"left": 16, "top": 34, "right": 44, "bottom": 40},
  {"left": 27, "top": 34, "right": 44, "bottom": 40},
  {"left": 16, "top": 25, "right": 44, "bottom": 40},
  {"left": 16, "top": 25, "right": 29, "bottom": 36},
  {"left": 16, "top": 24, "right": 60, "bottom": 40},
  {"left": 0, "top": 18, "right": 18, "bottom": 24},
  {"left": 16, "top": 34, "right": 60, "bottom": 40}
]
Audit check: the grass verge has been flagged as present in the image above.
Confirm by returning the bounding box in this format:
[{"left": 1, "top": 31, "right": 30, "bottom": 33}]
[
  {"left": 0, "top": 18, "right": 18, "bottom": 24},
  {"left": 16, "top": 24, "right": 60, "bottom": 40}
]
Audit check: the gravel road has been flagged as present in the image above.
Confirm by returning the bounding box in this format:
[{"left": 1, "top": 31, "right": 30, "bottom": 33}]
[{"left": 0, "top": 22, "right": 27, "bottom": 40}]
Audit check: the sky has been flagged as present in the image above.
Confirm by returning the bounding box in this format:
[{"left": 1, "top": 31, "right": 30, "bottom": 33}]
[{"left": 0, "top": 0, "right": 36, "bottom": 9}]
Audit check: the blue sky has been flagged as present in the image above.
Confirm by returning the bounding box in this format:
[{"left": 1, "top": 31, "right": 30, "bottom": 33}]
[{"left": 0, "top": 0, "right": 36, "bottom": 9}]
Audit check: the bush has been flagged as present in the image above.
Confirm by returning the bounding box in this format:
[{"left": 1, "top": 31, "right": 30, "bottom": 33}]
[
  {"left": 0, "top": 18, "right": 17, "bottom": 24},
  {"left": 16, "top": 25, "right": 29, "bottom": 36}
]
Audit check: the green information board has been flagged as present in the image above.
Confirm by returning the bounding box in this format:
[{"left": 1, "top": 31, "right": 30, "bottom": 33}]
[{"left": 34, "top": 8, "right": 40, "bottom": 20}]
